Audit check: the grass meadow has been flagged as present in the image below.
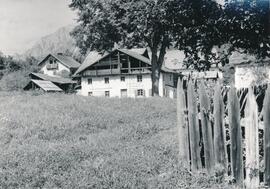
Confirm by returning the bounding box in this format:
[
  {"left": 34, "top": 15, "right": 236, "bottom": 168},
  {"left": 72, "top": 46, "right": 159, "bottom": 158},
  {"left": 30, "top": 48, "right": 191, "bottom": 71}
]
[{"left": 0, "top": 92, "right": 232, "bottom": 188}]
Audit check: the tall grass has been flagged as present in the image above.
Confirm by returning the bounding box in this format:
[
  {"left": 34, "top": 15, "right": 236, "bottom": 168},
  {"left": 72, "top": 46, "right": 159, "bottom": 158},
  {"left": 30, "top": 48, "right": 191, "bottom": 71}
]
[{"left": 0, "top": 93, "right": 232, "bottom": 188}]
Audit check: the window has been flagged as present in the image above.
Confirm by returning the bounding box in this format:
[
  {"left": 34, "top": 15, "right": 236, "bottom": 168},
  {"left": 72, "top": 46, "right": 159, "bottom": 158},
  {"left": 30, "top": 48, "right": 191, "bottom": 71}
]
[
  {"left": 49, "top": 60, "right": 53, "bottom": 64},
  {"left": 105, "top": 91, "right": 110, "bottom": 97},
  {"left": 121, "top": 76, "right": 125, "bottom": 82},
  {"left": 88, "top": 92, "right": 93, "bottom": 96},
  {"left": 137, "top": 75, "right": 142, "bottom": 82},
  {"left": 88, "top": 78, "right": 92, "bottom": 85},
  {"left": 105, "top": 77, "right": 109, "bottom": 84},
  {"left": 137, "top": 89, "right": 144, "bottom": 96},
  {"left": 170, "top": 75, "right": 172, "bottom": 81},
  {"left": 121, "top": 89, "right": 127, "bottom": 97}
]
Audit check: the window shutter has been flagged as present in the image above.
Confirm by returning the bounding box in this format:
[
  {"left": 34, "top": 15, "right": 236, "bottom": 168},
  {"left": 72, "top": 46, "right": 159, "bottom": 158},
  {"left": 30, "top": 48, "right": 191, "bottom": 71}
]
[
  {"left": 143, "top": 89, "right": 146, "bottom": 97},
  {"left": 135, "top": 90, "right": 138, "bottom": 97}
]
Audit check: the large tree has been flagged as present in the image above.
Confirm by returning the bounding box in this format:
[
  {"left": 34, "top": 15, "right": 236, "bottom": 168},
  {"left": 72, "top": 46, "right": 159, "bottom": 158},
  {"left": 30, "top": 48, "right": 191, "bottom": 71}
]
[
  {"left": 173, "top": 0, "right": 270, "bottom": 70},
  {"left": 70, "top": 0, "right": 222, "bottom": 96}
]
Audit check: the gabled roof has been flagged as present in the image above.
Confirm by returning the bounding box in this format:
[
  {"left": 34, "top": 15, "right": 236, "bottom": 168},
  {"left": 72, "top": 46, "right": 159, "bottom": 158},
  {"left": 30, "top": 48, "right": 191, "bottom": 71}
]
[
  {"left": 118, "top": 49, "right": 151, "bottom": 64},
  {"left": 74, "top": 51, "right": 105, "bottom": 76},
  {"left": 74, "top": 49, "right": 151, "bottom": 76},
  {"left": 38, "top": 53, "right": 81, "bottom": 69},
  {"left": 30, "top": 80, "right": 63, "bottom": 92},
  {"left": 30, "top": 73, "right": 76, "bottom": 84}
]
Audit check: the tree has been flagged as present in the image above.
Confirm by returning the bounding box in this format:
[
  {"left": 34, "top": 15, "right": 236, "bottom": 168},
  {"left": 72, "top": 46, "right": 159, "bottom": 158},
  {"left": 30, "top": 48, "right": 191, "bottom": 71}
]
[
  {"left": 222, "top": 0, "right": 270, "bottom": 58},
  {"left": 172, "top": 0, "right": 224, "bottom": 70},
  {"left": 174, "top": 0, "right": 270, "bottom": 70}
]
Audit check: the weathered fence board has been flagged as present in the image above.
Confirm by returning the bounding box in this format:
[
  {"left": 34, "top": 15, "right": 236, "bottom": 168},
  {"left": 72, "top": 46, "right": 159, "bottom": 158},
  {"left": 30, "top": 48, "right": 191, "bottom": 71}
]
[
  {"left": 264, "top": 87, "right": 270, "bottom": 186},
  {"left": 199, "top": 82, "right": 214, "bottom": 172},
  {"left": 187, "top": 80, "right": 202, "bottom": 171},
  {"left": 245, "top": 88, "right": 259, "bottom": 189},
  {"left": 213, "top": 81, "right": 227, "bottom": 173},
  {"left": 228, "top": 86, "right": 244, "bottom": 184},
  {"left": 178, "top": 80, "right": 270, "bottom": 187},
  {"left": 177, "top": 77, "right": 189, "bottom": 167}
]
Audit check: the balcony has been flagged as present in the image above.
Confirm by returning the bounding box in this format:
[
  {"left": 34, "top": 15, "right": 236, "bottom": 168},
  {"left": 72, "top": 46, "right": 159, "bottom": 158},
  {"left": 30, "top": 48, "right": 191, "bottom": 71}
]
[
  {"left": 46, "top": 64, "right": 58, "bottom": 70},
  {"left": 83, "top": 68, "right": 120, "bottom": 76}
]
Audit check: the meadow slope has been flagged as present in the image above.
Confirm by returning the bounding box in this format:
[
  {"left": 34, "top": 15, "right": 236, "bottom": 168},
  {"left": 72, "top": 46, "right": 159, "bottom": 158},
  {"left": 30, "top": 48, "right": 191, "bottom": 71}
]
[{"left": 0, "top": 93, "right": 232, "bottom": 188}]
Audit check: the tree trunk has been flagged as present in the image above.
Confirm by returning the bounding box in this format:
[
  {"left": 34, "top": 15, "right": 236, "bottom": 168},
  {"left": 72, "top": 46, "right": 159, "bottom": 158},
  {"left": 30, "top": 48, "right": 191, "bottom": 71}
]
[
  {"left": 149, "top": 35, "right": 168, "bottom": 96},
  {"left": 151, "top": 47, "right": 160, "bottom": 96}
]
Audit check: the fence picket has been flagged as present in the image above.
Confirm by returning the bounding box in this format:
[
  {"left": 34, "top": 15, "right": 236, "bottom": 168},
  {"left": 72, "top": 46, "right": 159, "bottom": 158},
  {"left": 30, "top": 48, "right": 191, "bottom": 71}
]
[
  {"left": 228, "top": 85, "right": 244, "bottom": 185},
  {"left": 245, "top": 88, "right": 259, "bottom": 189},
  {"left": 187, "top": 80, "right": 202, "bottom": 171},
  {"left": 264, "top": 87, "right": 270, "bottom": 186},
  {"left": 213, "top": 81, "right": 227, "bottom": 174},
  {"left": 177, "top": 77, "right": 189, "bottom": 167},
  {"left": 199, "top": 82, "right": 214, "bottom": 172}
]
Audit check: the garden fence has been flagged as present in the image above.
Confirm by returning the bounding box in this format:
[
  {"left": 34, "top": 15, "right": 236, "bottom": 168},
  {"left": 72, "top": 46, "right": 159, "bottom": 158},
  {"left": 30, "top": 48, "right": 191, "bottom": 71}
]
[{"left": 177, "top": 78, "right": 270, "bottom": 188}]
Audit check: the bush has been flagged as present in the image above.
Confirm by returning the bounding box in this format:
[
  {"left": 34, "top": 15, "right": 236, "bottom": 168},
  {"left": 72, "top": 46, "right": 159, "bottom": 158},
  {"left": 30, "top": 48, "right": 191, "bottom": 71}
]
[{"left": 0, "top": 70, "right": 30, "bottom": 91}]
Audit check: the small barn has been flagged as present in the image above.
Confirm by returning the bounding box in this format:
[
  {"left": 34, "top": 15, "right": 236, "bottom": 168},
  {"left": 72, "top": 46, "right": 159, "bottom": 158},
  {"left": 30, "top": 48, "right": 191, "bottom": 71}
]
[
  {"left": 24, "top": 80, "right": 63, "bottom": 92},
  {"left": 24, "top": 73, "right": 77, "bottom": 92}
]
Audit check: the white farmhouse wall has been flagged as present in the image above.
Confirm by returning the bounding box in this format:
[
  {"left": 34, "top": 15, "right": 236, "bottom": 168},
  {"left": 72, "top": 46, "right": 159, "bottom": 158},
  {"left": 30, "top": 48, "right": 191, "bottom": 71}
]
[
  {"left": 235, "top": 64, "right": 270, "bottom": 89},
  {"left": 81, "top": 74, "right": 153, "bottom": 98},
  {"left": 40, "top": 59, "right": 70, "bottom": 77}
]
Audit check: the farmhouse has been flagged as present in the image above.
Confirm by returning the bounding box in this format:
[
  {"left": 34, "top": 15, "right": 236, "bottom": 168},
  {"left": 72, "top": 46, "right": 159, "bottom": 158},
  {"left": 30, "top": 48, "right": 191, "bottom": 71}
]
[
  {"left": 74, "top": 48, "right": 179, "bottom": 98},
  {"left": 38, "top": 53, "right": 81, "bottom": 77},
  {"left": 24, "top": 53, "right": 80, "bottom": 92}
]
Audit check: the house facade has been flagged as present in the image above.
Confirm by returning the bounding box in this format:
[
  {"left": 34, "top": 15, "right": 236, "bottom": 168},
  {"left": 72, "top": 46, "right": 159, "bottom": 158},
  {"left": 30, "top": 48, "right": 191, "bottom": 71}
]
[
  {"left": 39, "top": 53, "right": 81, "bottom": 77},
  {"left": 74, "top": 48, "right": 178, "bottom": 98}
]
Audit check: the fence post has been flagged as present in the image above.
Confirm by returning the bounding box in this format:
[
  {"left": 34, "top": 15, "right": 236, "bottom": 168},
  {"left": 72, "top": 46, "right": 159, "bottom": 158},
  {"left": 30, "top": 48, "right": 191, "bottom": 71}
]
[
  {"left": 177, "top": 77, "right": 189, "bottom": 167},
  {"left": 213, "top": 81, "right": 227, "bottom": 174},
  {"left": 187, "top": 80, "right": 202, "bottom": 171},
  {"left": 264, "top": 86, "right": 270, "bottom": 186},
  {"left": 199, "top": 81, "right": 214, "bottom": 172},
  {"left": 228, "top": 86, "right": 244, "bottom": 185},
  {"left": 245, "top": 87, "right": 259, "bottom": 189}
]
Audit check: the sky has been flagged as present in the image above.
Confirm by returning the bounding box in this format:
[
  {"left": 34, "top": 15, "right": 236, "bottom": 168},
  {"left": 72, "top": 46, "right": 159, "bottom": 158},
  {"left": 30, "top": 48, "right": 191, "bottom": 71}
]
[{"left": 0, "top": 0, "right": 76, "bottom": 55}]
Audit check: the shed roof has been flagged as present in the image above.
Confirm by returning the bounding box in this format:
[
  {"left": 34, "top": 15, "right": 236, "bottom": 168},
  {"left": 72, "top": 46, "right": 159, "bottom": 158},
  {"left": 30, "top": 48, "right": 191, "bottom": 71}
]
[
  {"left": 31, "top": 80, "right": 63, "bottom": 92},
  {"left": 181, "top": 70, "right": 220, "bottom": 79},
  {"left": 30, "top": 73, "right": 76, "bottom": 84},
  {"left": 38, "top": 53, "right": 81, "bottom": 69}
]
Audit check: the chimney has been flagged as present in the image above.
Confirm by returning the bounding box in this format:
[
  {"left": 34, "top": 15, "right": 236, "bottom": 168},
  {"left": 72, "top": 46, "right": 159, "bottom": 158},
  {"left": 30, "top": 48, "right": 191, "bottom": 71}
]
[{"left": 57, "top": 52, "right": 63, "bottom": 55}]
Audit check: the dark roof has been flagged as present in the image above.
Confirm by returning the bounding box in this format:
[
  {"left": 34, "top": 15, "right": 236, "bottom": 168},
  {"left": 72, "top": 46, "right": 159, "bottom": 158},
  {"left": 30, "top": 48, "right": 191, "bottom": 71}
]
[
  {"left": 30, "top": 80, "right": 63, "bottom": 92},
  {"left": 38, "top": 54, "right": 81, "bottom": 69},
  {"left": 118, "top": 49, "right": 151, "bottom": 64},
  {"left": 74, "top": 49, "right": 151, "bottom": 76},
  {"left": 30, "top": 73, "right": 76, "bottom": 84}
]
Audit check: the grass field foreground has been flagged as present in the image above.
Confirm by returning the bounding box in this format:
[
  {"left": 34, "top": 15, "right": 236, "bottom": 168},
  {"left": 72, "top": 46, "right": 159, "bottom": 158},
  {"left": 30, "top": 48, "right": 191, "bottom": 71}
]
[{"left": 0, "top": 92, "right": 233, "bottom": 188}]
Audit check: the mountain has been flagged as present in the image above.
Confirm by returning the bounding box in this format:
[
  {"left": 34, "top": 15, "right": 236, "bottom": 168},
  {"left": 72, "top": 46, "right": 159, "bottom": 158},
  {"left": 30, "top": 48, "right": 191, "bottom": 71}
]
[{"left": 24, "top": 25, "right": 80, "bottom": 60}]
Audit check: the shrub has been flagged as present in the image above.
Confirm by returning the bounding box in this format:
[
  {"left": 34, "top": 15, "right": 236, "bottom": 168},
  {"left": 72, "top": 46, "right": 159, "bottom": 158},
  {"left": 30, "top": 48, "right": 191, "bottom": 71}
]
[{"left": 0, "top": 70, "right": 30, "bottom": 91}]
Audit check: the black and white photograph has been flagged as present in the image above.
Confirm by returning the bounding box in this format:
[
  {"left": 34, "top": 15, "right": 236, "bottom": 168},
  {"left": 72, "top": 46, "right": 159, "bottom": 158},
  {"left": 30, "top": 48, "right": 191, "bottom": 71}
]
[{"left": 0, "top": 0, "right": 270, "bottom": 188}]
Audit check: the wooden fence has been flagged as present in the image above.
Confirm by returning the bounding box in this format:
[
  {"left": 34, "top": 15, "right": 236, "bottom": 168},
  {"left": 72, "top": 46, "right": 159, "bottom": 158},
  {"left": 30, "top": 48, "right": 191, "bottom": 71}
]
[{"left": 177, "top": 78, "right": 270, "bottom": 188}]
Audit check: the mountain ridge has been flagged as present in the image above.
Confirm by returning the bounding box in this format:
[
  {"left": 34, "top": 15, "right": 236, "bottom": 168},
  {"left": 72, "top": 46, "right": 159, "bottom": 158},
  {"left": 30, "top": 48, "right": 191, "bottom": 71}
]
[{"left": 23, "top": 25, "right": 80, "bottom": 60}]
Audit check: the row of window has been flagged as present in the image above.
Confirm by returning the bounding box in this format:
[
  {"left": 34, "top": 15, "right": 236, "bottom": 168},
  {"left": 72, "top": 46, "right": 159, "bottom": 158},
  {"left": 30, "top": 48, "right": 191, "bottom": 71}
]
[
  {"left": 88, "top": 89, "right": 145, "bottom": 97},
  {"left": 88, "top": 75, "right": 143, "bottom": 85}
]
